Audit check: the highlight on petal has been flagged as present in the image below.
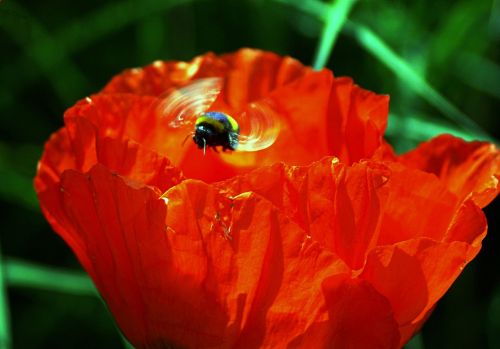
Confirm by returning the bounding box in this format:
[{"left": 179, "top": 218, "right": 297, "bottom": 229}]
[
  {"left": 102, "top": 52, "right": 227, "bottom": 96},
  {"left": 102, "top": 48, "right": 311, "bottom": 100},
  {"left": 218, "top": 48, "right": 311, "bottom": 109},
  {"left": 400, "top": 134, "right": 500, "bottom": 207}
]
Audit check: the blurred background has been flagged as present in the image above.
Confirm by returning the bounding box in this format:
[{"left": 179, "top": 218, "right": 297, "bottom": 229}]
[{"left": 1, "top": 0, "right": 499, "bottom": 348}]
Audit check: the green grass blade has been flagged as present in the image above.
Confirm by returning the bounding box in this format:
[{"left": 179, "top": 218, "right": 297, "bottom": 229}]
[
  {"left": 387, "top": 113, "right": 481, "bottom": 142},
  {"left": 120, "top": 332, "right": 136, "bottom": 349},
  {"left": 0, "top": 170, "right": 38, "bottom": 212},
  {"left": 274, "top": 0, "right": 492, "bottom": 141},
  {"left": 0, "top": 143, "right": 42, "bottom": 211},
  {"left": 405, "top": 333, "right": 425, "bottom": 349},
  {"left": 0, "top": 248, "right": 12, "bottom": 349},
  {"left": 429, "top": 1, "right": 490, "bottom": 68},
  {"left": 342, "top": 20, "right": 491, "bottom": 141},
  {"left": 0, "top": 0, "right": 197, "bottom": 109},
  {"left": 273, "top": 0, "right": 329, "bottom": 15},
  {"left": 312, "top": 0, "right": 358, "bottom": 69},
  {"left": 136, "top": 16, "right": 167, "bottom": 64},
  {"left": 490, "top": 0, "right": 500, "bottom": 39},
  {"left": 0, "top": 166, "right": 39, "bottom": 212},
  {"left": 5, "top": 258, "right": 134, "bottom": 347},
  {"left": 0, "top": 2, "right": 90, "bottom": 105},
  {"left": 56, "top": 0, "right": 194, "bottom": 56},
  {"left": 4, "top": 258, "right": 97, "bottom": 296},
  {"left": 456, "top": 53, "right": 500, "bottom": 99}
]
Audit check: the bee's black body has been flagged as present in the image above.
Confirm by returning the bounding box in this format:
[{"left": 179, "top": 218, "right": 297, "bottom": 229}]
[{"left": 193, "top": 112, "right": 240, "bottom": 152}]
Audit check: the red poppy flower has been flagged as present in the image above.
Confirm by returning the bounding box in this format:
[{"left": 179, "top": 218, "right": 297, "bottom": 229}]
[{"left": 34, "top": 48, "right": 500, "bottom": 348}]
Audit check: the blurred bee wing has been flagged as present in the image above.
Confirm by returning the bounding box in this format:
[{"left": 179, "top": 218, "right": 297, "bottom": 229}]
[
  {"left": 156, "top": 77, "right": 223, "bottom": 128},
  {"left": 237, "top": 100, "right": 280, "bottom": 152}
]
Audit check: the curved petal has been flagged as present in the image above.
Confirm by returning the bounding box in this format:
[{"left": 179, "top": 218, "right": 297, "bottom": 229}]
[
  {"left": 215, "top": 151, "right": 490, "bottom": 346},
  {"left": 217, "top": 158, "right": 389, "bottom": 270},
  {"left": 34, "top": 48, "right": 500, "bottom": 349},
  {"left": 100, "top": 49, "right": 390, "bottom": 182},
  {"left": 217, "top": 155, "right": 487, "bottom": 270},
  {"left": 327, "top": 77, "right": 389, "bottom": 164},
  {"left": 102, "top": 52, "right": 228, "bottom": 96},
  {"left": 65, "top": 116, "right": 183, "bottom": 192},
  {"left": 180, "top": 70, "right": 335, "bottom": 175},
  {"left": 400, "top": 134, "right": 500, "bottom": 207},
  {"left": 376, "top": 163, "right": 459, "bottom": 245},
  {"left": 288, "top": 275, "right": 400, "bottom": 349},
  {"left": 37, "top": 163, "right": 354, "bottom": 348},
  {"left": 101, "top": 48, "right": 312, "bottom": 101},
  {"left": 360, "top": 236, "right": 484, "bottom": 344},
  {"left": 211, "top": 73, "right": 390, "bottom": 169},
  {"left": 35, "top": 127, "right": 75, "bottom": 192},
  {"left": 65, "top": 94, "right": 172, "bottom": 156},
  {"left": 217, "top": 48, "right": 312, "bottom": 109},
  {"left": 444, "top": 198, "right": 487, "bottom": 246}
]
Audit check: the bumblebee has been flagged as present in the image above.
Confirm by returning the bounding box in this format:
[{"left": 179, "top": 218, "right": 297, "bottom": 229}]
[
  {"left": 193, "top": 111, "right": 240, "bottom": 153},
  {"left": 156, "top": 77, "right": 280, "bottom": 154}
]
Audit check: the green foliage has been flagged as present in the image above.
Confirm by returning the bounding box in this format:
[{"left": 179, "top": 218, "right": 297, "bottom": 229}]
[{"left": 1, "top": 0, "right": 499, "bottom": 348}]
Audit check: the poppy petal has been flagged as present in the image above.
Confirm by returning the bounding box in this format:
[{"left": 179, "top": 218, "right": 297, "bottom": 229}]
[
  {"left": 444, "top": 199, "right": 487, "bottom": 246},
  {"left": 218, "top": 48, "right": 311, "bottom": 108},
  {"left": 65, "top": 94, "right": 174, "bottom": 157},
  {"left": 35, "top": 127, "right": 75, "bottom": 192},
  {"left": 157, "top": 70, "right": 337, "bottom": 180},
  {"left": 39, "top": 165, "right": 169, "bottom": 346},
  {"left": 38, "top": 163, "right": 362, "bottom": 348},
  {"left": 376, "top": 163, "right": 459, "bottom": 245},
  {"left": 360, "top": 236, "right": 482, "bottom": 345},
  {"left": 185, "top": 70, "right": 334, "bottom": 174},
  {"left": 218, "top": 158, "right": 388, "bottom": 270},
  {"left": 400, "top": 134, "right": 500, "bottom": 207},
  {"left": 102, "top": 52, "right": 228, "bottom": 96},
  {"left": 327, "top": 77, "right": 389, "bottom": 163},
  {"left": 217, "top": 153, "right": 487, "bottom": 270},
  {"left": 100, "top": 49, "right": 390, "bottom": 178},
  {"left": 289, "top": 275, "right": 400, "bottom": 349},
  {"left": 102, "top": 48, "right": 311, "bottom": 99},
  {"left": 34, "top": 49, "right": 500, "bottom": 349},
  {"left": 163, "top": 180, "right": 353, "bottom": 348}
]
